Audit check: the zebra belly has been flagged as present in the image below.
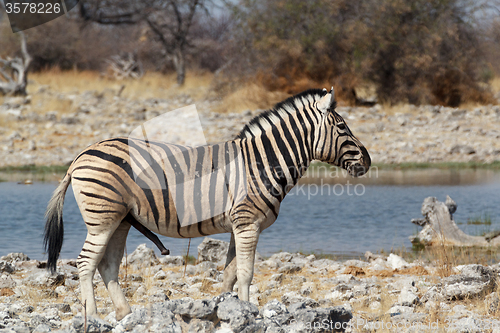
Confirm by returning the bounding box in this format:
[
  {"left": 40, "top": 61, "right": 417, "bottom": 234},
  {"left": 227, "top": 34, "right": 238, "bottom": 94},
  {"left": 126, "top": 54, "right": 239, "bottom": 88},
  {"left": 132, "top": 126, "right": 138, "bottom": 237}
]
[{"left": 132, "top": 206, "right": 233, "bottom": 239}]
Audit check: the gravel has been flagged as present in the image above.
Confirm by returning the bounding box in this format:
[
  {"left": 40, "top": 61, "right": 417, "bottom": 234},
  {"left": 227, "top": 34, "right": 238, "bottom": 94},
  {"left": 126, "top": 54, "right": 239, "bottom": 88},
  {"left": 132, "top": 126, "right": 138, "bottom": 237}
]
[
  {"left": 1, "top": 241, "right": 499, "bottom": 332},
  {"left": 1, "top": 90, "right": 499, "bottom": 167}
]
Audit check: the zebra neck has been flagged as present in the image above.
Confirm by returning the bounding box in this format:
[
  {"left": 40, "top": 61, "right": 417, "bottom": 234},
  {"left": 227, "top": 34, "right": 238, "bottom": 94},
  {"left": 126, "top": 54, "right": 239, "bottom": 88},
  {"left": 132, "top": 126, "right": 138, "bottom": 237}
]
[{"left": 242, "top": 131, "right": 313, "bottom": 202}]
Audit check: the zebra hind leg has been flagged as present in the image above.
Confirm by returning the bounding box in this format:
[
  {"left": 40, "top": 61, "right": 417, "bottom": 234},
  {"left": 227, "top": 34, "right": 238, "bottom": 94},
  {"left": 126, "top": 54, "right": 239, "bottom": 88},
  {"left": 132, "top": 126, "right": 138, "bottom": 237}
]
[
  {"left": 97, "top": 222, "right": 132, "bottom": 321},
  {"left": 222, "top": 232, "right": 237, "bottom": 292},
  {"left": 77, "top": 219, "right": 124, "bottom": 319}
]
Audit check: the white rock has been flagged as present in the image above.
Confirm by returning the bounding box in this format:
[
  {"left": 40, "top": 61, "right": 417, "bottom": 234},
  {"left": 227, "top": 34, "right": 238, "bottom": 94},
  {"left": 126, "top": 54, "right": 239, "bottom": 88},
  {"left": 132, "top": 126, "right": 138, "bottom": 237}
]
[
  {"left": 369, "top": 301, "right": 382, "bottom": 310},
  {"left": 0, "top": 274, "right": 16, "bottom": 288},
  {"left": 398, "top": 286, "right": 419, "bottom": 306},
  {"left": 126, "top": 244, "right": 159, "bottom": 268},
  {"left": 387, "top": 253, "right": 409, "bottom": 270},
  {"left": 388, "top": 305, "right": 414, "bottom": 314},
  {"left": 134, "top": 286, "right": 147, "bottom": 298}
]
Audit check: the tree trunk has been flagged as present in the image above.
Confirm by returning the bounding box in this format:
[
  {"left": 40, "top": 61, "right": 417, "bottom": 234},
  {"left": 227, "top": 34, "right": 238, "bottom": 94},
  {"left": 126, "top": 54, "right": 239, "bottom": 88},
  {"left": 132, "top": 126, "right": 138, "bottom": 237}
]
[
  {"left": 172, "top": 47, "right": 186, "bottom": 86},
  {"left": 410, "top": 196, "right": 492, "bottom": 247}
]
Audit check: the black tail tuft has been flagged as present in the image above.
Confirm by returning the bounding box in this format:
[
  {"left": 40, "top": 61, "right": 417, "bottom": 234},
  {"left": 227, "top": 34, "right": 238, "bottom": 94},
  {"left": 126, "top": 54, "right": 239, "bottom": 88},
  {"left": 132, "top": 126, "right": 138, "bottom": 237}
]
[
  {"left": 44, "top": 212, "right": 64, "bottom": 274},
  {"left": 44, "top": 173, "right": 71, "bottom": 274}
]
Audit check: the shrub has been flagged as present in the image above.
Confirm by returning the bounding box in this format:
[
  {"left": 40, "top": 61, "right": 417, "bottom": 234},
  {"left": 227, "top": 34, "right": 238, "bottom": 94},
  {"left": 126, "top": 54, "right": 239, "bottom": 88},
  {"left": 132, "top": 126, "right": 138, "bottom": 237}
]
[{"left": 226, "top": 0, "right": 495, "bottom": 106}]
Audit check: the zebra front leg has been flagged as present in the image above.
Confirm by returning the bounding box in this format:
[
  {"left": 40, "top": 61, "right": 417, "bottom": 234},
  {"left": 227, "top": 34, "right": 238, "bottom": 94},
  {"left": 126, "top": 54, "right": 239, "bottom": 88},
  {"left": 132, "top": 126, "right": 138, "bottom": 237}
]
[
  {"left": 97, "top": 222, "right": 131, "bottom": 321},
  {"left": 222, "top": 232, "right": 237, "bottom": 292},
  {"left": 234, "top": 225, "right": 260, "bottom": 301}
]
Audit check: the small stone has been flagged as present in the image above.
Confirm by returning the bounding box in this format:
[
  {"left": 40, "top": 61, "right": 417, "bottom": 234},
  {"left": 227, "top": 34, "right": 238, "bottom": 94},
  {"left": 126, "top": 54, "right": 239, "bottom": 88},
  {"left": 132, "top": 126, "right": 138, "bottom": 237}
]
[
  {"left": 388, "top": 305, "right": 414, "bottom": 315},
  {"left": 197, "top": 238, "right": 229, "bottom": 264},
  {"left": 450, "top": 144, "right": 476, "bottom": 154},
  {"left": 126, "top": 244, "right": 159, "bottom": 268},
  {"left": 33, "top": 324, "right": 51, "bottom": 333},
  {"left": 387, "top": 253, "right": 408, "bottom": 270},
  {"left": 28, "top": 140, "right": 37, "bottom": 151},
  {"left": 486, "top": 292, "right": 500, "bottom": 314},
  {"left": 216, "top": 293, "right": 260, "bottom": 333},
  {"left": 159, "top": 255, "right": 185, "bottom": 266},
  {"left": 0, "top": 274, "right": 16, "bottom": 288},
  {"left": 0, "top": 253, "right": 30, "bottom": 263},
  {"left": 278, "top": 263, "right": 302, "bottom": 274},
  {"left": 398, "top": 286, "right": 420, "bottom": 307},
  {"left": 369, "top": 301, "right": 381, "bottom": 310},
  {"left": 0, "top": 261, "right": 15, "bottom": 274}
]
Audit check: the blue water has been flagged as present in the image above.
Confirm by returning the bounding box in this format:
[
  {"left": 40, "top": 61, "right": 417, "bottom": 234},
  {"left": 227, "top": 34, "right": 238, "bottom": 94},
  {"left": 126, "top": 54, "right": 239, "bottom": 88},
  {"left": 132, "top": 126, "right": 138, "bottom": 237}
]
[{"left": 1, "top": 174, "right": 499, "bottom": 261}]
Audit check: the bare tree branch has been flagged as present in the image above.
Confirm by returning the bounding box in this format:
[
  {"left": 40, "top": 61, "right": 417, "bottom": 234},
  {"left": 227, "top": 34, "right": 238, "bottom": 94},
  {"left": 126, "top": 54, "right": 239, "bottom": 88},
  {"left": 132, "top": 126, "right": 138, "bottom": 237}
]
[
  {"left": 78, "top": 0, "right": 210, "bottom": 85},
  {"left": 0, "top": 32, "right": 31, "bottom": 96},
  {"left": 146, "top": 17, "right": 174, "bottom": 56},
  {"left": 105, "top": 52, "right": 144, "bottom": 80}
]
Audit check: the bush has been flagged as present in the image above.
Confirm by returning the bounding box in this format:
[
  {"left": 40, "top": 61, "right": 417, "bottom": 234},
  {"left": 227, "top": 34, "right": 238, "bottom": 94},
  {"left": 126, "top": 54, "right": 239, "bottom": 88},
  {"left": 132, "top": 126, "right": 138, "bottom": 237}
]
[
  {"left": 0, "top": 12, "right": 231, "bottom": 75},
  {"left": 226, "top": 0, "right": 495, "bottom": 106},
  {"left": 362, "top": 0, "right": 493, "bottom": 106}
]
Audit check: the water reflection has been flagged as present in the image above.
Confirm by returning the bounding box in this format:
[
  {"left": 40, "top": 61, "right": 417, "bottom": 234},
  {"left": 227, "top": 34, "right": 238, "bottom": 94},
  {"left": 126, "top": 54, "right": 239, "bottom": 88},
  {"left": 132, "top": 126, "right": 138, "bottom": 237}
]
[{"left": 302, "top": 167, "right": 500, "bottom": 186}]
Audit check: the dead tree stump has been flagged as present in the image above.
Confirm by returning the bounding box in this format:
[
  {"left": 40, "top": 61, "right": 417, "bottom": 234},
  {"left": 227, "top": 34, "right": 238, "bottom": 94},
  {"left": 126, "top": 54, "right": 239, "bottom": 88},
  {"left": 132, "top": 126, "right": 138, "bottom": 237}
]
[
  {"left": 0, "top": 32, "right": 31, "bottom": 96},
  {"left": 410, "top": 196, "right": 491, "bottom": 247}
]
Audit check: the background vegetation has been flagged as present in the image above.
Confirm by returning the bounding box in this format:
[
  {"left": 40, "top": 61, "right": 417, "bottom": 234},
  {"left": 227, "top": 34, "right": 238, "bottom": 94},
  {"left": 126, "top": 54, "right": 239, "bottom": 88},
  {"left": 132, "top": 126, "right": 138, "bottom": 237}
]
[{"left": 1, "top": 0, "right": 500, "bottom": 106}]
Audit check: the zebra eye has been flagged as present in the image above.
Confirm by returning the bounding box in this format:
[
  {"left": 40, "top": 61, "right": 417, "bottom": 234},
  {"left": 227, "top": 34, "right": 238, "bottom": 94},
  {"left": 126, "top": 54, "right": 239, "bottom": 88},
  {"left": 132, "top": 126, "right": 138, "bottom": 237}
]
[{"left": 337, "top": 122, "right": 346, "bottom": 130}]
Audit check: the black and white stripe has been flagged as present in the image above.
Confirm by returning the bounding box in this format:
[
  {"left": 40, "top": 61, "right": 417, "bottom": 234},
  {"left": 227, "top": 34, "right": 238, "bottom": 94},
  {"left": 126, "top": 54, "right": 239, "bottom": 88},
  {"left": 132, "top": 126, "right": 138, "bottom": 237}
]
[{"left": 44, "top": 88, "right": 370, "bottom": 319}]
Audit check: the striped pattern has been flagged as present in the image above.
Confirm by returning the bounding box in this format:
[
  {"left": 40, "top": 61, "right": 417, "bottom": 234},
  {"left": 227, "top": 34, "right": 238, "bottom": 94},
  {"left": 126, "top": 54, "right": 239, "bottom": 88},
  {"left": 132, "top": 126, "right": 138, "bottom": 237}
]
[{"left": 44, "top": 88, "right": 370, "bottom": 320}]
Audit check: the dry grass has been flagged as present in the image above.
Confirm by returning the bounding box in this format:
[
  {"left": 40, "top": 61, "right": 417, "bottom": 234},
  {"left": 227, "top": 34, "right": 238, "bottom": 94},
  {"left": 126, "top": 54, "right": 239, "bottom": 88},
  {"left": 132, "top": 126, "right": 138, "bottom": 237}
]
[
  {"left": 31, "top": 94, "right": 75, "bottom": 116},
  {"left": 354, "top": 83, "right": 377, "bottom": 101},
  {"left": 491, "top": 77, "right": 500, "bottom": 95},
  {"left": 427, "top": 246, "right": 497, "bottom": 277},
  {"left": 212, "top": 83, "right": 289, "bottom": 114},
  {"left": 16, "top": 283, "right": 59, "bottom": 310},
  {"left": 344, "top": 265, "right": 366, "bottom": 277},
  {"left": 395, "top": 266, "right": 429, "bottom": 275},
  {"left": 378, "top": 103, "right": 420, "bottom": 115},
  {"left": 0, "top": 288, "right": 15, "bottom": 296},
  {"left": 0, "top": 70, "right": 220, "bottom": 123},
  {"left": 395, "top": 239, "right": 500, "bottom": 278},
  {"left": 29, "top": 69, "right": 215, "bottom": 102},
  {"left": 8, "top": 69, "right": 283, "bottom": 121},
  {"left": 3, "top": 70, "right": 499, "bottom": 117}
]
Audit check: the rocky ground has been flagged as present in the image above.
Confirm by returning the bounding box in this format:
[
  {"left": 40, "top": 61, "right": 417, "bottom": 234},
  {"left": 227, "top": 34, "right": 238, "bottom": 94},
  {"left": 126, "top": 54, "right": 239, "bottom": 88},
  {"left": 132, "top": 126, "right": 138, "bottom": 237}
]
[
  {"left": 1, "top": 85, "right": 500, "bottom": 167},
  {"left": 1, "top": 238, "right": 500, "bottom": 333}
]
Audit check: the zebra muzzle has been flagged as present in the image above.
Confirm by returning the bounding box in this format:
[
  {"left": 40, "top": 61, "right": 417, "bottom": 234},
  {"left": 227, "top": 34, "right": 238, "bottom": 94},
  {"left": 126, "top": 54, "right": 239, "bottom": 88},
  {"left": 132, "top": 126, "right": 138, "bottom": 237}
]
[{"left": 348, "top": 163, "right": 368, "bottom": 177}]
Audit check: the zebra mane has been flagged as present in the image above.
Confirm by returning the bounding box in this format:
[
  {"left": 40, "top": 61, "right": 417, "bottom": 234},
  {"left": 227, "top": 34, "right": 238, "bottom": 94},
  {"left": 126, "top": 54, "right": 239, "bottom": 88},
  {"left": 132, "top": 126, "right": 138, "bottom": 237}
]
[{"left": 236, "top": 89, "right": 329, "bottom": 139}]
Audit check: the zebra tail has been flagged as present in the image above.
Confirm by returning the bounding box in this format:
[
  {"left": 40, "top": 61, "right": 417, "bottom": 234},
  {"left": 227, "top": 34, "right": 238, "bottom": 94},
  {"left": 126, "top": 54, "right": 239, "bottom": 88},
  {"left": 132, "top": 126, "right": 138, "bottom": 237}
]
[{"left": 44, "top": 171, "right": 72, "bottom": 274}]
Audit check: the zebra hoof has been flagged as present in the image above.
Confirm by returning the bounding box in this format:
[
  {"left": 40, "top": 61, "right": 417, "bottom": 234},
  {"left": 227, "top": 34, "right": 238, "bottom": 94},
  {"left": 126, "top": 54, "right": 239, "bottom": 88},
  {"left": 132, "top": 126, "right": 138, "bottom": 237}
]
[{"left": 116, "top": 307, "right": 132, "bottom": 321}]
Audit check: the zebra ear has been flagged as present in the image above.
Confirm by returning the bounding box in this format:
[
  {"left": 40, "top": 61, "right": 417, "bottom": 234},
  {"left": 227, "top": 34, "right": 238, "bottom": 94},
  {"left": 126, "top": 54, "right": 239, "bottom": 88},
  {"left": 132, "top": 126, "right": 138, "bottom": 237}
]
[{"left": 317, "top": 87, "right": 335, "bottom": 113}]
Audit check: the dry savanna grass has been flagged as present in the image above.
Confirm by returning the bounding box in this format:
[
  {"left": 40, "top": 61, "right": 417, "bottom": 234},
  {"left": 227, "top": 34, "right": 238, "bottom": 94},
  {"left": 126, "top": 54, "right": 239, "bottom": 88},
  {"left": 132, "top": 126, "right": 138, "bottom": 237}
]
[
  {"left": 491, "top": 77, "right": 500, "bottom": 95},
  {"left": 415, "top": 244, "right": 499, "bottom": 277},
  {"left": 0, "top": 70, "right": 220, "bottom": 128},
  {"left": 0, "top": 288, "right": 15, "bottom": 296},
  {"left": 2, "top": 70, "right": 499, "bottom": 116},
  {"left": 212, "top": 83, "right": 290, "bottom": 114},
  {"left": 28, "top": 69, "right": 215, "bottom": 102},
  {"left": 2, "top": 69, "right": 293, "bottom": 116}
]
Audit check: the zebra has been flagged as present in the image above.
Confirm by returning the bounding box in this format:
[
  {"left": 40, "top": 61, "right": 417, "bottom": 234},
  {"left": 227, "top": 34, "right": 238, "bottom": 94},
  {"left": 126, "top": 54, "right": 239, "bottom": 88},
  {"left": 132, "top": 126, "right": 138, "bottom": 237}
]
[{"left": 44, "top": 88, "right": 370, "bottom": 320}]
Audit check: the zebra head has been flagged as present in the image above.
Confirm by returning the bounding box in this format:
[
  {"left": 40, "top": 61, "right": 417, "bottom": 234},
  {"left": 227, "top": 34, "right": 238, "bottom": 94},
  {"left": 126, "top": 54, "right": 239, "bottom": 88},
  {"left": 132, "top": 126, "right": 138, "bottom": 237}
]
[{"left": 314, "top": 88, "right": 371, "bottom": 177}]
